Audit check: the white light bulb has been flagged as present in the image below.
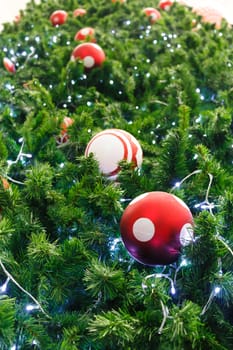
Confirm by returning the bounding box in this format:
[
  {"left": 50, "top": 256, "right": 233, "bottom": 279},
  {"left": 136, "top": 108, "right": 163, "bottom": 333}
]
[
  {"left": 214, "top": 286, "right": 221, "bottom": 295},
  {"left": 171, "top": 286, "right": 176, "bottom": 295},
  {"left": 26, "top": 304, "right": 39, "bottom": 311}
]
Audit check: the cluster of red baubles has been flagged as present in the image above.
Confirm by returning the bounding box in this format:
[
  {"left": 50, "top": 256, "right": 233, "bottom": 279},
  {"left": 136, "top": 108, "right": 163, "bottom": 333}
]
[
  {"left": 143, "top": 1, "right": 174, "bottom": 24},
  {"left": 50, "top": 8, "right": 106, "bottom": 70}
]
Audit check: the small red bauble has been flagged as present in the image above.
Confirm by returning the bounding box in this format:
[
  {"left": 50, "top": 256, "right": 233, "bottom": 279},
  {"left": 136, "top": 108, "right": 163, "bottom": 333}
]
[
  {"left": 1, "top": 177, "right": 10, "bottom": 190},
  {"left": 74, "top": 27, "right": 95, "bottom": 42},
  {"left": 57, "top": 117, "right": 74, "bottom": 144},
  {"left": 71, "top": 43, "right": 106, "bottom": 69},
  {"left": 73, "top": 8, "right": 87, "bottom": 17},
  {"left": 85, "top": 129, "right": 143, "bottom": 178},
  {"left": 50, "top": 10, "right": 68, "bottom": 26},
  {"left": 112, "top": 0, "right": 127, "bottom": 3},
  {"left": 120, "top": 191, "right": 194, "bottom": 266},
  {"left": 142, "top": 8, "right": 161, "bottom": 24},
  {"left": 14, "top": 14, "right": 21, "bottom": 23},
  {"left": 3, "top": 57, "right": 16, "bottom": 73},
  {"left": 159, "top": 0, "right": 174, "bottom": 11}
]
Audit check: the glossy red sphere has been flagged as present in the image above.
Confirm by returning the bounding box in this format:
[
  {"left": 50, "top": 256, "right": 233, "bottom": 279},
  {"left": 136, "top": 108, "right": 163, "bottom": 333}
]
[
  {"left": 73, "top": 8, "right": 87, "bottom": 17},
  {"left": 120, "top": 191, "right": 194, "bottom": 266},
  {"left": 71, "top": 43, "right": 105, "bottom": 69},
  {"left": 159, "top": 0, "right": 174, "bottom": 11},
  {"left": 143, "top": 7, "right": 161, "bottom": 23},
  {"left": 3, "top": 57, "right": 16, "bottom": 73},
  {"left": 74, "top": 27, "right": 95, "bottom": 41},
  {"left": 50, "top": 10, "right": 68, "bottom": 26}
]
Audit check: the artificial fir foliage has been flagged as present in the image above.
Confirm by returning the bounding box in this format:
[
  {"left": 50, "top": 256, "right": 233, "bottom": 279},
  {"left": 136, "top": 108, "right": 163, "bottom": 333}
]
[{"left": 0, "top": 0, "right": 233, "bottom": 349}]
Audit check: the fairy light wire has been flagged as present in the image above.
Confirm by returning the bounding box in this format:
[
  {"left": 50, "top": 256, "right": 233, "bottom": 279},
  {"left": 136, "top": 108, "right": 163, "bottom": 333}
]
[
  {"left": 0, "top": 258, "right": 50, "bottom": 318},
  {"left": 172, "top": 169, "right": 232, "bottom": 316}
]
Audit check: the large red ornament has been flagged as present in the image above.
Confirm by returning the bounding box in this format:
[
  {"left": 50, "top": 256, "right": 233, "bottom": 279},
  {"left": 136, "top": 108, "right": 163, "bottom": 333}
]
[
  {"left": 50, "top": 10, "right": 68, "bottom": 26},
  {"left": 120, "top": 191, "right": 194, "bottom": 266},
  {"left": 159, "top": 0, "right": 174, "bottom": 11},
  {"left": 3, "top": 57, "right": 16, "bottom": 73},
  {"left": 71, "top": 43, "right": 106, "bottom": 69},
  {"left": 142, "top": 8, "right": 161, "bottom": 24},
  {"left": 85, "top": 129, "right": 143, "bottom": 178},
  {"left": 74, "top": 27, "right": 95, "bottom": 42}
]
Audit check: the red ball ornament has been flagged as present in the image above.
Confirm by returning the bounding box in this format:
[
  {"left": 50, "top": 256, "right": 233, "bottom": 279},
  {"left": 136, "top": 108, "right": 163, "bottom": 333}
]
[
  {"left": 14, "top": 14, "right": 21, "bottom": 23},
  {"left": 142, "top": 8, "right": 161, "bottom": 24},
  {"left": 50, "top": 10, "right": 68, "bottom": 26},
  {"left": 74, "top": 27, "right": 95, "bottom": 42},
  {"left": 71, "top": 43, "right": 106, "bottom": 69},
  {"left": 85, "top": 129, "right": 143, "bottom": 178},
  {"left": 120, "top": 191, "right": 194, "bottom": 266},
  {"left": 73, "top": 8, "right": 87, "bottom": 17},
  {"left": 159, "top": 0, "right": 174, "bottom": 11},
  {"left": 57, "top": 117, "right": 74, "bottom": 144},
  {"left": 1, "top": 177, "right": 10, "bottom": 190},
  {"left": 112, "top": 0, "right": 127, "bottom": 3},
  {"left": 3, "top": 57, "right": 16, "bottom": 73}
]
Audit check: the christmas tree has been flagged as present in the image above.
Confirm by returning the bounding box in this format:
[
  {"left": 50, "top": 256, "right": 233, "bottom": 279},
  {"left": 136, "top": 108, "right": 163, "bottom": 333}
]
[{"left": 0, "top": 0, "right": 233, "bottom": 349}]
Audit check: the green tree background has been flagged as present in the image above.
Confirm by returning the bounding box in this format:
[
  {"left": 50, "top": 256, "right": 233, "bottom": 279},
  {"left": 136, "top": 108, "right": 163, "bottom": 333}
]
[{"left": 0, "top": 0, "right": 233, "bottom": 349}]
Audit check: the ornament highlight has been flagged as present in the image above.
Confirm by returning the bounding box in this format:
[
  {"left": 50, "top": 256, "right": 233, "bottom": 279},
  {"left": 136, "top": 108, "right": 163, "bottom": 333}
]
[
  {"left": 85, "top": 129, "right": 143, "bottom": 177},
  {"left": 120, "top": 191, "right": 194, "bottom": 265},
  {"left": 50, "top": 10, "right": 68, "bottom": 26},
  {"left": 159, "top": 0, "right": 174, "bottom": 11},
  {"left": 74, "top": 27, "right": 95, "bottom": 42},
  {"left": 3, "top": 57, "right": 16, "bottom": 73},
  {"left": 142, "top": 8, "right": 161, "bottom": 24},
  {"left": 71, "top": 43, "right": 106, "bottom": 69}
]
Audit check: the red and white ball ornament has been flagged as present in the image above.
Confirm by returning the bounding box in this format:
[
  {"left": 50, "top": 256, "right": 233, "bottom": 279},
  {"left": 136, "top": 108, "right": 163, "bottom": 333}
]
[
  {"left": 112, "top": 0, "right": 127, "bottom": 3},
  {"left": 85, "top": 129, "right": 143, "bottom": 178},
  {"left": 71, "top": 43, "right": 106, "bottom": 69},
  {"left": 50, "top": 10, "right": 68, "bottom": 26},
  {"left": 73, "top": 8, "right": 87, "bottom": 17},
  {"left": 3, "top": 57, "right": 16, "bottom": 73},
  {"left": 57, "top": 117, "right": 74, "bottom": 144},
  {"left": 159, "top": 0, "right": 174, "bottom": 11},
  {"left": 74, "top": 27, "right": 95, "bottom": 42},
  {"left": 142, "top": 8, "right": 161, "bottom": 24},
  {"left": 120, "top": 191, "right": 194, "bottom": 266}
]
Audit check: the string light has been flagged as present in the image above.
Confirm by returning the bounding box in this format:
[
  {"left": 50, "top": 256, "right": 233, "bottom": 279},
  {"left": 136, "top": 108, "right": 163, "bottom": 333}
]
[
  {"left": 26, "top": 304, "right": 40, "bottom": 312},
  {"left": 0, "top": 277, "right": 10, "bottom": 293},
  {"left": 0, "top": 259, "right": 50, "bottom": 318},
  {"left": 142, "top": 273, "right": 176, "bottom": 296},
  {"left": 174, "top": 258, "right": 189, "bottom": 285},
  {"left": 172, "top": 169, "right": 233, "bottom": 316},
  {"left": 200, "top": 285, "right": 222, "bottom": 316},
  {"left": 5, "top": 138, "right": 32, "bottom": 185},
  {"left": 158, "top": 300, "right": 171, "bottom": 334}
]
